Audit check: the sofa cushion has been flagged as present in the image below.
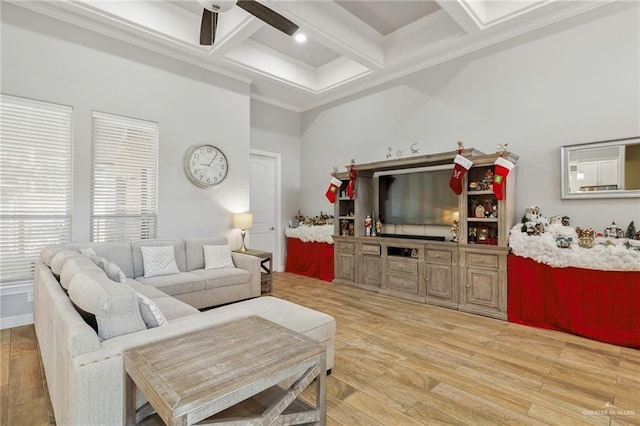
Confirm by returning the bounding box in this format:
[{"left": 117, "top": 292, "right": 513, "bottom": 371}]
[
  {"left": 68, "top": 271, "right": 147, "bottom": 341},
  {"left": 136, "top": 292, "right": 168, "bottom": 328},
  {"left": 126, "top": 280, "right": 168, "bottom": 299},
  {"left": 66, "top": 242, "right": 135, "bottom": 278},
  {"left": 134, "top": 272, "right": 205, "bottom": 296},
  {"left": 60, "top": 256, "right": 104, "bottom": 290},
  {"left": 133, "top": 240, "right": 186, "bottom": 277},
  {"left": 185, "top": 237, "right": 228, "bottom": 271},
  {"left": 140, "top": 246, "right": 180, "bottom": 278},
  {"left": 190, "top": 268, "right": 251, "bottom": 290},
  {"left": 40, "top": 245, "right": 66, "bottom": 267},
  {"left": 203, "top": 244, "right": 234, "bottom": 269},
  {"left": 148, "top": 296, "right": 199, "bottom": 321},
  {"left": 51, "top": 249, "right": 83, "bottom": 276}
]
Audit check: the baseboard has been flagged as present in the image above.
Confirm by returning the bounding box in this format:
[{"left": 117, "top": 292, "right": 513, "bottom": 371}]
[{"left": 0, "top": 313, "right": 34, "bottom": 330}]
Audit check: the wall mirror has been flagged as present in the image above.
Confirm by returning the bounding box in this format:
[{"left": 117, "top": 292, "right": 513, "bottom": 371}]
[{"left": 561, "top": 136, "right": 640, "bottom": 199}]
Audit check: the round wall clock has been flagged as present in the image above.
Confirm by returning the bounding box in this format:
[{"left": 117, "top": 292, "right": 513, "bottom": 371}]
[{"left": 183, "top": 144, "right": 229, "bottom": 188}]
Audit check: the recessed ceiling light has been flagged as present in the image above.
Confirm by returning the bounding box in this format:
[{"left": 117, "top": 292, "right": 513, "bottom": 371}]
[{"left": 294, "top": 33, "right": 307, "bottom": 43}]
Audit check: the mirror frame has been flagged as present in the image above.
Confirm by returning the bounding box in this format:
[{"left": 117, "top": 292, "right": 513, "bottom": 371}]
[{"left": 561, "top": 136, "right": 640, "bottom": 199}]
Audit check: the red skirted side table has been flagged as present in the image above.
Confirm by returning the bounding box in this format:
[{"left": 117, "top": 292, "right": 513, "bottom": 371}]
[
  {"left": 285, "top": 237, "right": 334, "bottom": 282},
  {"left": 507, "top": 254, "right": 640, "bottom": 349}
]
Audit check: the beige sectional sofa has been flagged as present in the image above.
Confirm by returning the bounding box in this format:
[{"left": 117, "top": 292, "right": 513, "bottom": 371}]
[{"left": 34, "top": 237, "right": 336, "bottom": 426}]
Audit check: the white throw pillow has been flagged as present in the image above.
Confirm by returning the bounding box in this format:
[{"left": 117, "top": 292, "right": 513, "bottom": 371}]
[
  {"left": 89, "top": 255, "right": 127, "bottom": 283},
  {"left": 136, "top": 292, "right": 168, "bottom": 328},
  {"left": 80, "top": 247, "right": 97, "bottom": 257},
  {"left": 141, "top": 246, "right": 180, "bottom": 278},
  {"left": 203, "top": 245, "right": 235, "bottom": 269}
]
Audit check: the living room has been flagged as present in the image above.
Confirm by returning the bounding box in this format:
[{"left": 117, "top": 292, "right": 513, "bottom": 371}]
[{"left": 1, "top": 0, "right": 639, "bottom": 424}]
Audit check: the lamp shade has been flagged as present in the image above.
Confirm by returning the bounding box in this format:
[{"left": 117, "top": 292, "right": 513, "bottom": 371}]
[{"left": 234, "top": 212, "right": 253, "bottom": 230}]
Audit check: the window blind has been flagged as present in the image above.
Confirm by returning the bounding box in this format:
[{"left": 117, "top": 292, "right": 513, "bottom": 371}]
[
  {"left": 91, "top": 111, "right": 158, "bottom": 242},
  {"left": 0, "top": 94, "right": 73, "bottom": 286}
]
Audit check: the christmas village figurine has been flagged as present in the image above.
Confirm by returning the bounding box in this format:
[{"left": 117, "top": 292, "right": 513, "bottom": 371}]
[
  {"left": 626, "top": 221, "right": 636, "bottom": 239},
  {"left": 604, "top": 220, "right": 625, "bottom": 239},
  {"left": 576, "top": 227, "right": 595, "bottom": 248}
]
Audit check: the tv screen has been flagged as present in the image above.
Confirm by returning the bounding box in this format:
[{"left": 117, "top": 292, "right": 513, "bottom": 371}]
[{"left": 379, "top": 168, "right": 458, "bottom": 225}]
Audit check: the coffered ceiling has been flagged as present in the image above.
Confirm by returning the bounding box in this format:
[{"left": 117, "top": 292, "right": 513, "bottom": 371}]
[{"left": 11, "top": 0, "right": 611, "bottom": 111}]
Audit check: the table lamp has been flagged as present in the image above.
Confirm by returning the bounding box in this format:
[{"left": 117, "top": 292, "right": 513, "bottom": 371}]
[{"left": 234, "top": 212, "right": 253, "bottom": 252}]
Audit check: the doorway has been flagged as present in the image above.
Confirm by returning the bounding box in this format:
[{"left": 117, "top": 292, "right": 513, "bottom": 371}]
[{"left": 249, "top": 150, "right": 281, "bottom": 271}]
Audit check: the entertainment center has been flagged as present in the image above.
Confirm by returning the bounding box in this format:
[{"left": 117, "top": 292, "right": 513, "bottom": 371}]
[{"left": 333, "top": 148, "right": 518, "bottom": 320}]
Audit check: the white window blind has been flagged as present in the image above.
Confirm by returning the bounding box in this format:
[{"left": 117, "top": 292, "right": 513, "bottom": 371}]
[
  {"left": 0, "top": 94, "right": 73, "bottom": 286},
  {"left": 91, "top": 111, "right": 158, "bottom": 242}
]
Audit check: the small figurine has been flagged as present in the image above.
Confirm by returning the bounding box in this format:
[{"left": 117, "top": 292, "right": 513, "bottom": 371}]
[
  {"left": 451, "top": 220, "right": 459, "bottom": 242},
  {"left": 562, "top": 215, "right": 570, "bottom": 227},
  {"left": 365, "top": 214, "right": 373, "bottom": 237},
  {"left": 386, "top": 147, "right": 393, "bottom": 160},
  {"left": 376, "top": 218, "right": 382, "bottom": 235},
  {"left": 341, "top": 219, "right": 349, "bottom": 236}
]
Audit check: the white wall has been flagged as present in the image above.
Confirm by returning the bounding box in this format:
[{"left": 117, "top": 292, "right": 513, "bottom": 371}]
[
  {"left": 301, "top": 3, "right": 640, "bottom": 233},
  {"left": 250, "top": 99, "right": 302, "bottom": 270},
  {"left": 1, "top": 4, "right": 252, "bottom": 326}
]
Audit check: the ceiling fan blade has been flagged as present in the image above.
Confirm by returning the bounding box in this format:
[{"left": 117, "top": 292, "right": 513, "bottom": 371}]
[
  {"left": 200, "top": 9, "right": 218, "bottom": 45},
  {"left": 236, "top": 0, "right": 299, "bottom": 36}
]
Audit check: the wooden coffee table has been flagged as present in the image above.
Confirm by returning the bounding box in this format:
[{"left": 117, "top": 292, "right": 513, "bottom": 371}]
[{"left": 123, "top": 316, "right": 326, "bottom": 425}]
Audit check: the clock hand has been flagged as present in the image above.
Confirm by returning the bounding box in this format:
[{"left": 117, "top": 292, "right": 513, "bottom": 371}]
[{"left": 207, "top": 153, "right": 218, "bottom": 167}]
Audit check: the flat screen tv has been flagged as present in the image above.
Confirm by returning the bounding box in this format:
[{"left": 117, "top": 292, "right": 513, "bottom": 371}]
[{"left": 378, "top": 167, "right": 458, "bottom": 226}]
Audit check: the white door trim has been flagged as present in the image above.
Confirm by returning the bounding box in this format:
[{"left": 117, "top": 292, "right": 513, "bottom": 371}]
[{"left": 250, "top": 149, "right": 282, "bottom": 271}]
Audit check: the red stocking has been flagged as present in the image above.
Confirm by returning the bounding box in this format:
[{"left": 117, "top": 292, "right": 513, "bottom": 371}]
[
  {"left": 449, "top": 154, "right": 473, "bottom": 195},
  {"left": 493, "top": 156, "right": 515, "bottom": 200}
]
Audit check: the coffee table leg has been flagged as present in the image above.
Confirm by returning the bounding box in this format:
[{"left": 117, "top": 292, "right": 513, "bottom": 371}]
[
  {"left": 317, "top": 354, "right": 327, "bottom": 425},
  {"left": 124, "top": 372, "right": 136, "bottom": 426}
]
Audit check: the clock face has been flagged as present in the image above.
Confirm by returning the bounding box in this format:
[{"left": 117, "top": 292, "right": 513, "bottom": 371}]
[{"left": 183, "top": 144, "right": 229, "bottom": 188}]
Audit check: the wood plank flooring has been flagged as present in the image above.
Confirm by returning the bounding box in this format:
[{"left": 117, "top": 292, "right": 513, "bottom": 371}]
[{"left": 2, "top": 272, "right": 639, "bottom": 425}]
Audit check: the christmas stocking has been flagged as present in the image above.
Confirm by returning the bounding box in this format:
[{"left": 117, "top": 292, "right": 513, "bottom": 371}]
[
  {"left": 493, "top": 156, "right": 515, "bottom": 200},
  {"left": 449, "top": 154, "right": 473, "bottom": 195},
  {"left": 325, "top": 176, "right": 342, "bottom": 203},
  {"left": 347, "top": 165, "right": 358, "bottom": 199}
]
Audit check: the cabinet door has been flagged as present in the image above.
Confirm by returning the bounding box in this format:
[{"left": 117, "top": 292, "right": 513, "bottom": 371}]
[
  {"left": 362, "top": 255, "right": 381, "bottom": 286},
  {"left": 598, "top": 159, "right": 619, "bottom": 186},
  {"left": 461, "top": 267, "right": 499, "bottom": 309},
  {"left": 336, "top": 253, "right": 355, "bottom": 281},
  {"left": 426, "top": 263, "right": 454, "bottom": 302}
]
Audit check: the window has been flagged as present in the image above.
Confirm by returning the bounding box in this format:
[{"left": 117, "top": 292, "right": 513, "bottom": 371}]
[
  {"left": 91, "top": 111, "right": 158, "bottom": 241},
  {"left": 0, "top": 94, "right": 73, "bottom": 286}
]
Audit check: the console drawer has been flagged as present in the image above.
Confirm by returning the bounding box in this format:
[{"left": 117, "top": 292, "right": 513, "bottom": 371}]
[
  {"left": 427, "top": 249, "right": 452, "bottom": 264},
  {"left": 466, "top": 252, "right": 499, "bottom": 269},
  {"left": 387, "top": 274, "right": 419, "bottom": 293},
  {"left": 361, "top": 244, "right": 381, "bottom": 255},
  {"left": 387, "top": 258, "right": 418, "bottom": 276},
  {"left": 337, "top": 241, "right": 355, "bottom": 253}
]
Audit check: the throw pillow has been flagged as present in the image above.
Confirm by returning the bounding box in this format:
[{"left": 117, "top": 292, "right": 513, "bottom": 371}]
[
  {"left": 136, "top": 292, "right": 168, "bottom": 328},
  {"left": 141, "top": 246, "right": 180, "bottom": 278},
  {"left": 89, "top": 255, "right": 127, "bottom": 283},
  {"left": 80, "top": 247, "right": 97, "bottom": 257},
  {"left": 203, "top": 244, "right": 235, "bottom": 269}
]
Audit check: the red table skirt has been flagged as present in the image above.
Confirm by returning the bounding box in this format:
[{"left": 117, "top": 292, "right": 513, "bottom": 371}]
[
  {"left": 285, "top": 238, "right": 334, "bottom": 282},
  {"left": 507, "top": 254, "right": 640, "bottom": 348}
]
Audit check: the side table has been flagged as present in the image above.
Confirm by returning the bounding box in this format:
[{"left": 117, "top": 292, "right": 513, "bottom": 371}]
[{"left": 234, "top": 249, "right": 272, "bottom": 293}]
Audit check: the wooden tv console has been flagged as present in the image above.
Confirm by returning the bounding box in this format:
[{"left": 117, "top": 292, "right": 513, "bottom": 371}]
[{"left": 333, "top": 148, "right": 518, "bottom": 320}]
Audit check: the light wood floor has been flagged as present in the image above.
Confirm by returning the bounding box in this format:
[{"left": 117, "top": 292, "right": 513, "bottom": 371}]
[{"left": 2, "top": 272, "right": 639, "bottom": 425}]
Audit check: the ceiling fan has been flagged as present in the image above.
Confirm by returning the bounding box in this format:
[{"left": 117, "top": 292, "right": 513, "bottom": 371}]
[{"left": 198, "top": 0, "right": 299, "bottom": 46}]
